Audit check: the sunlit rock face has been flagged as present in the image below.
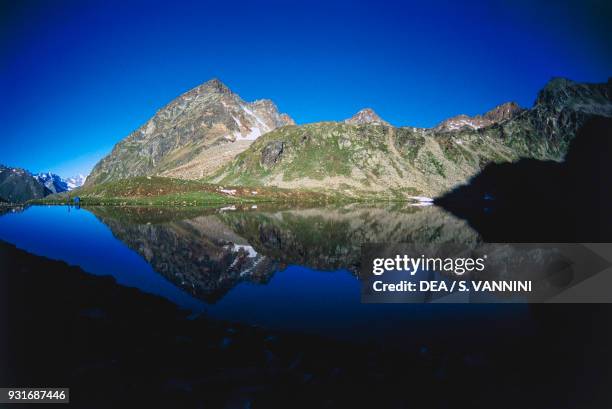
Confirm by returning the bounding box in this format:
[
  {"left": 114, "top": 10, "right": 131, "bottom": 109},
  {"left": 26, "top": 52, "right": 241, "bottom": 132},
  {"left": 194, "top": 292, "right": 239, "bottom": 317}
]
[
  {"left": 344, "top": 108, "right": 390, "bottom": 126},
  {"left": 86, "top": 78, "right": 293, "bottom": 186},
  {"left": 434, "top": 102, "right": 523, "bottom": 132}
]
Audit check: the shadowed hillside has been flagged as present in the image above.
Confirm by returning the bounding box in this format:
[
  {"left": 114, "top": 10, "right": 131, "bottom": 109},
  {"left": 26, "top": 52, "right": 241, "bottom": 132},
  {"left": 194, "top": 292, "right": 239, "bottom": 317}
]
[{"left": 436, "top": 117, "right": 612, "bottom": 242}]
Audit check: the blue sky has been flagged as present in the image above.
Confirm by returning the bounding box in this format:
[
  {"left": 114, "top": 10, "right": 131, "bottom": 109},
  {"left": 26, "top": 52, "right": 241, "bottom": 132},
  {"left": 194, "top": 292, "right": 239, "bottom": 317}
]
[{"left": 1, "top": 0, "right": 611, "bottom": 177}]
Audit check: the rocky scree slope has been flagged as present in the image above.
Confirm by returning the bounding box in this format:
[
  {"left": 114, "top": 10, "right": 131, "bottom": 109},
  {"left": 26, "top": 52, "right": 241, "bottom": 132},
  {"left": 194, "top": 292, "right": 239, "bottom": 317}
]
[{"left": 86, "top": 79, "right": 294, "bottom": 186}]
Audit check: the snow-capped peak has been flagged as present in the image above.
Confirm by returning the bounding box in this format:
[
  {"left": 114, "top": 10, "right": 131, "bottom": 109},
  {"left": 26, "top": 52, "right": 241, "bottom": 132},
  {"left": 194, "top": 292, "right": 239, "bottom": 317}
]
[
  {"left": 35, "top": 172, "right": 87, "bottom": 193},
  {"left": 35, "top": 172, "right": 68, "bottom": 194},
  {"left": 65, "top": 174, "right": 87, "bottom": 190}
]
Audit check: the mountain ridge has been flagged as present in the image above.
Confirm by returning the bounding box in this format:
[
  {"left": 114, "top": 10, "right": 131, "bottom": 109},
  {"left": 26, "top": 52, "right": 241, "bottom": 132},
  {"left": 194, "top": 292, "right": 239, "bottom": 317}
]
[
  {"left": 0, "top": 166, "right": 86, "bottom": 203},
  {"left": 210, "top": 78, "right": 612, "bottom": 197},
  {"left": 0, "top": 165, "right": 50, "bottom": 202},
  {"left": 84, "top": 77, "right": 612, "bottom": 198}
]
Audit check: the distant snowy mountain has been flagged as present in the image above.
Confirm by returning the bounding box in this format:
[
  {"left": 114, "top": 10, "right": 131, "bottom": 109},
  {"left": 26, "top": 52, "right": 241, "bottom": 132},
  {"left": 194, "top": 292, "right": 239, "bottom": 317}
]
[
  {"left": 0, "top": 166, "right": 88, "bottom": 203},
  {"left": 35, "top": 172, "right": 69, "bottom": 194},
  {"left": 65, "top": 174, "right": 87, "bottom": 190},
  {"left": 35, "top": 172, "right": 87, "bottom": 194}
]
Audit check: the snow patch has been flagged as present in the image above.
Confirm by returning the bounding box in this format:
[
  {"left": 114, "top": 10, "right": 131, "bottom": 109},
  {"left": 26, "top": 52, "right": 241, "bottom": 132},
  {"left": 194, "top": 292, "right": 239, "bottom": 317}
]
[
  {"left": 408, "top": 196, "right": 434, "bottom": 203},
  {"left": 231, "top": 244, "right": 258, "bottom": 258},
  {"left": 242, "top": 105, "right": 271, "bottom": 132}
]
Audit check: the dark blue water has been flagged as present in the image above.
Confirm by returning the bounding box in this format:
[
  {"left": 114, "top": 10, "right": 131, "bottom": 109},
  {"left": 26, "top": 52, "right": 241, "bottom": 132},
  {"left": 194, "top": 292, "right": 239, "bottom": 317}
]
[
  {"left": 0, "top": 206, "right": 205, "bottom": 311},
  {"left": 0, "top": 205, "right": 530, "bottom": 341}
]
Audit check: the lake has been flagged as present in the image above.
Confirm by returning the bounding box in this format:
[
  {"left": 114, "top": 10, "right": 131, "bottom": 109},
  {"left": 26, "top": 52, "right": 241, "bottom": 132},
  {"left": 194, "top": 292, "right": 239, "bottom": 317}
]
[{"left": 0, "top": 204, "right": 529, "bottom": 343}]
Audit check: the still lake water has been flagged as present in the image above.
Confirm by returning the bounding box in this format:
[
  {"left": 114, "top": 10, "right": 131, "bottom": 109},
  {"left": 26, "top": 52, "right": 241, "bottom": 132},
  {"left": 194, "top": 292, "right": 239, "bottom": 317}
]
[{"left": 0, "top": 204, "right": 529, "bottom": 342}]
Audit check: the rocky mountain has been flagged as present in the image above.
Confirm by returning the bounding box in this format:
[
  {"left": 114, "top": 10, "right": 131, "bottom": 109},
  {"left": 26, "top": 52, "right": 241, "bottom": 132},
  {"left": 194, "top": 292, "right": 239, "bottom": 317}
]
[
  {"left": 211, "top": 78, "right": 612, "bottom": 197},
  {"left": 344, "top": 108, "right": 390, "bottom": 126},
  {"left": 86, "top": 79, "right": 294, "bottom": 186},
  {"left": 0, "top": 165, "right": 50, "bottom": 202},
  {"left": 434, "top": 102, "right": 523, "bottom": 132},
  {"left": 65, "top": 174, "right": 87, "bottom": 190},
  {"left": 35, "top": 172, "right": 69, "bottom": 194},
  {"left": 0, "top": 166, "right": 86, "bottom": 203}
]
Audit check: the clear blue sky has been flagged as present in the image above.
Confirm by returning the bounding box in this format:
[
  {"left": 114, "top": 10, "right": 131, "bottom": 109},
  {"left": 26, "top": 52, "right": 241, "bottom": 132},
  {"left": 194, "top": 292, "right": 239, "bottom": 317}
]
[{"left": 1, "top": 0, "right": 611, "bottom": 177}]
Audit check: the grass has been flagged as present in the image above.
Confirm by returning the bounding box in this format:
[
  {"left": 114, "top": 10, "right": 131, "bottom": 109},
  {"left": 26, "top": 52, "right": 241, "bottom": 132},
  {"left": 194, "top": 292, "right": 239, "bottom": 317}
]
[
  {"left": 424, "top": 151, "right": 446, "bottom": 178},
  {"left": 212, "top": 123, "right": 397, "bottom": 185},
  {"left": 31, "top": 175, "right": 425, "bottom": 208}
]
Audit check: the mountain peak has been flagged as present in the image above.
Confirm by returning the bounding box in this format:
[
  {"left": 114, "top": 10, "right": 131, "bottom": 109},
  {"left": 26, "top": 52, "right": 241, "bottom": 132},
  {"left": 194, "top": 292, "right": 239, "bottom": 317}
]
[
  {"left": 200, "top": 78, "right": 233, "bottom": 94},
  {"left": 483, "top": 101, "right": 523, "bottom": 122},
  {"left": 535, "top": 77, "right": 612, "bottom": 110},
  {"left": 435, "top": 102, "right": 523, "bottom": 132},
  {"left": 344, "top": 108, "right": 390, "bottom": 126},
  {"left": 86, "top": 78, "right": 294, "bottom": 185}
]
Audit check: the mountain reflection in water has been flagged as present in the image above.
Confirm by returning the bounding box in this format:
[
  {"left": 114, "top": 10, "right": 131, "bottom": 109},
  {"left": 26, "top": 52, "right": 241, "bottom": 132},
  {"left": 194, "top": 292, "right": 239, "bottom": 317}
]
[
  {"left": 0, "top": 204, "right": 527, "bottom": 340},
  {"left": 87, "top": 203, "right": 479, "bottom": 301}
]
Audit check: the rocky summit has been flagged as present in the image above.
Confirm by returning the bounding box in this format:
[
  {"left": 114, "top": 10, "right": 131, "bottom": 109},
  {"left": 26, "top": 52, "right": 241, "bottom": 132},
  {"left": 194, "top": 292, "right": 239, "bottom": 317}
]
[
  {"left": 344, "top": 108, "right": 390, "bottom": 126},
  {"left": 211, "top": 78, "right": 612, "bottom": 197},
  {"left": 434, "top": 102, "right": 523, "bottom": 132},
  {"left": 86, "top": 79, "right": 294, "bottom": 186}
]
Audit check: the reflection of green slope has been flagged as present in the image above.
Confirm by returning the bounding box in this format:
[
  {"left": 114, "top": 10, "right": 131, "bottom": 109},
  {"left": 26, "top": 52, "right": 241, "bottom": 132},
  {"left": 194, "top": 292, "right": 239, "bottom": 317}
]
[
  {"left": 90, "top": 205, "right": 220, "bottom": 224},
  {"left": 217, "top": 204, "right": 481, "bottom": 272}
]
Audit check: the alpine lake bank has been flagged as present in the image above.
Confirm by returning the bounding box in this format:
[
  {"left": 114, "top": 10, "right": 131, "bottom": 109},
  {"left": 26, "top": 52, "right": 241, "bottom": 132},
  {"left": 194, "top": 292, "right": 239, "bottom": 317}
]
[{"left": 30, "top": 176, "right": 428, "bottom": 208}]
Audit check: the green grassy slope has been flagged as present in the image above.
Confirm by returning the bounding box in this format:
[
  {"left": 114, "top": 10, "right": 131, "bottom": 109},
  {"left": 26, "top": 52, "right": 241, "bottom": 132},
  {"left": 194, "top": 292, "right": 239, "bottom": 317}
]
[{"left": 208, "top": 122, "right": 519, "bottom": 197}]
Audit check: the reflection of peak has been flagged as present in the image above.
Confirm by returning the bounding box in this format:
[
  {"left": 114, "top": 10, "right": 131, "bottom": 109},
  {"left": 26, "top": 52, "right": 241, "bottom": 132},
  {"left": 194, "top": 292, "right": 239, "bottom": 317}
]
[
  {"left": 345, "top": 108, "right": 390, "bottom": 126},
  {"left": 90, "top": 208, "right": 279, "bottom": 303},
  {"left": 89, "top": 204, "right": 479, "bottom": 304}
]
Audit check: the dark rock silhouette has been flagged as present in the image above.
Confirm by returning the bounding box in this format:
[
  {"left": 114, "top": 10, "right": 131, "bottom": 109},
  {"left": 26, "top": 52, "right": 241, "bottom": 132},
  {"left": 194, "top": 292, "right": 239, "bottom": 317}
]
[{"left": 436, "top": 117, "right": 612, "bottom": 242}]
